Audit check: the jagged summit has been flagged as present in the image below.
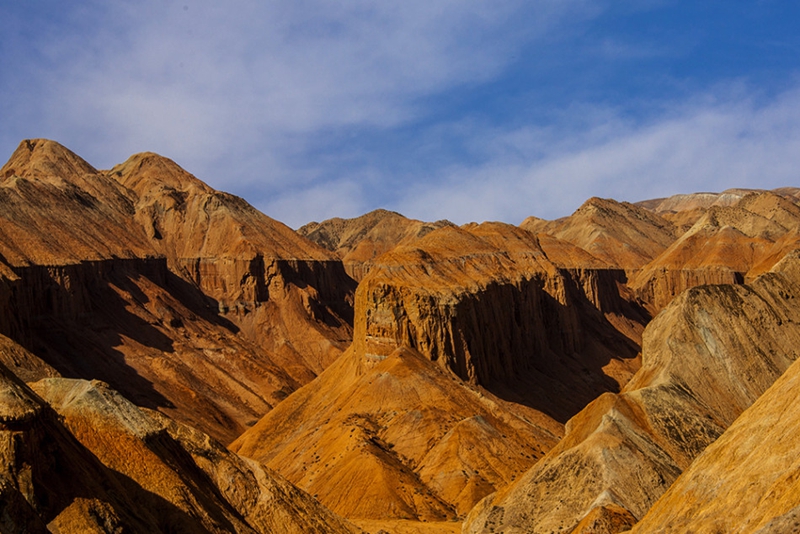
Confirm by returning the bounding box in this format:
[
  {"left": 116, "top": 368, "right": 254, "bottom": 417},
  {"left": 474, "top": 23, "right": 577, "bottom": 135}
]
[
  {"left": 521, "top": 196, "right": 677, "bottom": 270},
  {"left": 299, "top": 208, "right": 453, "bottom": 280},
  {"left": 3, "top": 138, "right": 800, "bottom": 533},
  {"left": 0, "top": 140, "right": 355, "bottom": 445},
  {"left": 109, "top": 149, "right": 335, "bottom": 263},
  {"left": 1, "top": 139, "right": 97, "bottom": 182}
]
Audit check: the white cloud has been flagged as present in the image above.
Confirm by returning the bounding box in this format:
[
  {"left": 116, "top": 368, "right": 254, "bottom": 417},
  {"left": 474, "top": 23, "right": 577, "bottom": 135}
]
[
  {"left": 394, "top": 86, "right": 800, "bottom": 224},
  {"left": 14, "top": 0, "right": 594, "bottom": 176},
  {"left": 261, "top": 178, "right": 368, "bottom": 228},
  {"left": 4, "top": 1, "right": 800, "bottom": 230}
]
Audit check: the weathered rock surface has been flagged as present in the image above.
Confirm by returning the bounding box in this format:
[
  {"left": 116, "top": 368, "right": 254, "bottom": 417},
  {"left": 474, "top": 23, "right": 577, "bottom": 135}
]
[
  {"left": 521, "top": 197, "right": 677, "bottom": 271},
  {"left": 354, "top": 222, "right": 646, "bottom": 421},
  {"left": 630, "top": 276, "right": 800, "bottom": 532},
  {"left": 0, "top": 139, "right": 355, "bottom": 443},
  {"left": 0, "top": 359, "right": 360, "bottom": 533},
  {"left": 299, "top": 209, "right": 453, "bottom": 280},
  {"left": 6, "top": 138, "right": 800, "bottom": 533},
  {"left": 109, "top": 149, "right": 357, "bottom": 386},
  {"left": 0, "top": 139, "right": 152, "bottom": 266},
  {"left": 232, "top": 345, "right": 561, "bottom": 522},
  {"left": 233, "top": 221, "right": 651, "bottom": 522},
  {"left": 631, "top": 192, "right": 800, "bottom": 311},
  {"left": 462, "top": 250, "right": 800, "bottom": 534}
]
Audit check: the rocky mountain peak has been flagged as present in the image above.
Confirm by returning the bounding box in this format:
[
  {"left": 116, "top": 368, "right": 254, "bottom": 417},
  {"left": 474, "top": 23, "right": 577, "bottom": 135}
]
[{"left": 1, "top": 139, "right": 97, "bottom": 183}]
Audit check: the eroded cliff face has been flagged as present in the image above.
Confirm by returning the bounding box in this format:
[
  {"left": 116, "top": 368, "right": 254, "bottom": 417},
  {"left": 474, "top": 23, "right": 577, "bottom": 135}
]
[
  {"left": 462, "top": 250, "right": 800, "bottom": 534},
  {"left": 353, "top": 222, "right": 646, "bottom": 421},
  {"left": 631, "top": 193, "right": 800, "bottom": 311},
  {"left": 109, "top": 151, "right": 357, "bottom": 376},
  {"left": 231, "top": 221, "right": 651, "bottom": 524},
  {"left": 0, "top": 360, "right": 360, "bottom": 534},
  {"left": 0, "top": 139, "right": 356, "bottom": 443}
]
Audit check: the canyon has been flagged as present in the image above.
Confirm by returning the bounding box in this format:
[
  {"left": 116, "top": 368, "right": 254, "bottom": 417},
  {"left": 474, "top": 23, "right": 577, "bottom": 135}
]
[{"left": 1, "top": 139, "right": 799, "bottom": 533}]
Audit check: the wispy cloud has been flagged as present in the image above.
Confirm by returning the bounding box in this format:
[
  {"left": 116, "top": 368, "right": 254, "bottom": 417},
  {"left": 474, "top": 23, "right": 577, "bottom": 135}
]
[
  {"left": 4, "top": 1, "right": 592, "bottom": 169},
  {"left": 391, "top": 86, "right": 800, "bottom": 224},
  {"left": 2, "top": 1, "right": 800, "bottom": 228}
]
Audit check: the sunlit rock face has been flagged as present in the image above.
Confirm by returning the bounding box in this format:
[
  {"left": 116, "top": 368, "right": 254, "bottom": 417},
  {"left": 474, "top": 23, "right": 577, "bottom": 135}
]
[
  {"left": 3, "top": 138, "right": 800, "bottom": 534},
  {"left": 0, "top": 139, "right": 355, "bottom": 444},
  {"left": 463, "top": 252, "right": 800, "bottom": 534}
]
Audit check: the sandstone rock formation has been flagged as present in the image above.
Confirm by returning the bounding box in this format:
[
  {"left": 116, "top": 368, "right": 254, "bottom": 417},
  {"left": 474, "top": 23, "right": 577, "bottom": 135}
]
[
  {"left": 5, "top": 138, "right": 800, "bottom": 533},
  {"left": 233, "top": 221, "right": 650, "bottom": 522},
  {"left": 462, "top": 250, "right": 800, "bottom": 534},
  {"left": 631, "top": 191, "right": 800, "bottom": 310},
  {"left": 299, "top": 209, "right": 452, "bottom": 280},
  {"left": 630, "top": 261, "right": 800, "bottom": 533},
  {"left": 0, "top": 358, "right": 360, "bottom": 533},
  {"left": 520, "top": 197, "right": 677, "bottom": 272},
  {"left": 109, "top": 150, "right": 356, "bottom": 386},
  {"left": 353, "top": 222, "right": 646, "bottom": 419},
  {"left": 0, "top": 139, "right": 355, "bottom": 443}
]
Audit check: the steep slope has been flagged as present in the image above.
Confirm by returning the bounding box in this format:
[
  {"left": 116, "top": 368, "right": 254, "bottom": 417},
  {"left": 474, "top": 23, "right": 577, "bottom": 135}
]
[
  {"left": 0, "top": 359, "right": 359, "bottom": 533},
  {"left": 232, "top": 346, "right": 561, "bottom": 521},
  {"left": 110, "top": 151, "right": 356, "bottom": 382},
  {"left": 631, "top": 191, "right": 800, "bottom": 310},
  {"left": 630, "top": 264, "right": 800, "bottom": 531},
  {"left": 463, "top": 250, "right": 800, "bottom": 534},
  {"left": 520, "top": 197, "right": 677, "bottom": 271},
  {"left": 233, "top": 222, "right": 649, "bottom": 522},
  {"left": 0, "top": 140, "right": 355, "bottom": 443},
  {"left": 298, "top": 209, "right": 452, "bottom": 280},
  {"left": 0, "top": 139, "right": 152, "bottom": 265},
  {"left": 354, "top": 222, "right": 646, "bottom": 419},
  {"left": 629, "top": 363, "right": 800, "bottom": 533}
]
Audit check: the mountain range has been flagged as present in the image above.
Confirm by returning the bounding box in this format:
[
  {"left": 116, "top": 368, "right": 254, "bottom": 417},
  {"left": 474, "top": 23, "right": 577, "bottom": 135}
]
[{"left": 1, "top": 139, "right": 799, "bottom": 533}]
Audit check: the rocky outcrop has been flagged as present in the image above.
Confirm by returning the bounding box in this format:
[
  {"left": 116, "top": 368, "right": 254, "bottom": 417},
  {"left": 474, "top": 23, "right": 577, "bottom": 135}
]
[
  {"left": 354, "top": 222, "right": 646, "bottom": 421},
  {"left": 0, "top": 140, "right": 152, "bottom": 266},
  {"left": 109, "top": 150, "right": 357, "bottom": 374},
  {"left": 630, "top": 272, "right": 800, "bottom": 532},
  {"left": 462, "top": 250, "right": 800, "bottom": 534},
  {"left": 0, "top": 360, "right": 360, "bottom": 533},
  {"left": 298, "top": 209, "right": 453, "bottom": 280},
  {"left": 521, "top": 197, "right": 678, "bottom": 272},
  {"left": 629, "top": 360, "right": 800, "bottom": 534},
  {"left": 631, "top": 193, "right": 800, "bottom": 311},
  {"left": 0, "top": 139, "right": 357, "bottom": 443},
  {"left": 232, "top": 221, "right": 651, "bottom": 523}
]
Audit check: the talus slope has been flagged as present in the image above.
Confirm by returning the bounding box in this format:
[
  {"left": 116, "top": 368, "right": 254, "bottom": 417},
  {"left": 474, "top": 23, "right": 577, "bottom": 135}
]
[
  {"left": 0, "top": 139, "right": 354, "bottom": 443},
  {"left": 462, "top": 249, "right": 800, "bottom": 534},
  {"left": 0, "top": 359, "right": 361, "bottom": 533}
]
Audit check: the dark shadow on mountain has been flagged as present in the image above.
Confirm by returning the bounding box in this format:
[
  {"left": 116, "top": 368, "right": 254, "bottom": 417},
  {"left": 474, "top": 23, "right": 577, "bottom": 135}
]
[
  {"left": 25, "top": 400, "right": 244, "bottom": 532},
  {"left": 452, "top": 270, "right": 650, "bottom": 424}
]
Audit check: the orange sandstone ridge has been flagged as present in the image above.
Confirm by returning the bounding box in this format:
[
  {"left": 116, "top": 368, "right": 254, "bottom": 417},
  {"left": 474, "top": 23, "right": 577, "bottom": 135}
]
[
  {"left": 1, "top": 138, "right": 800, "bottom": 533},
  {"left": 0, "top": 139, "right": 355, "bottom": 444}
]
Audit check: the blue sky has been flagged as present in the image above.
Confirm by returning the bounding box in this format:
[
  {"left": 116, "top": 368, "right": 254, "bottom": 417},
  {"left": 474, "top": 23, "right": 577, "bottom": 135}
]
[{"left": 2, "top": 1, "right": 800, "bottom": 227}]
